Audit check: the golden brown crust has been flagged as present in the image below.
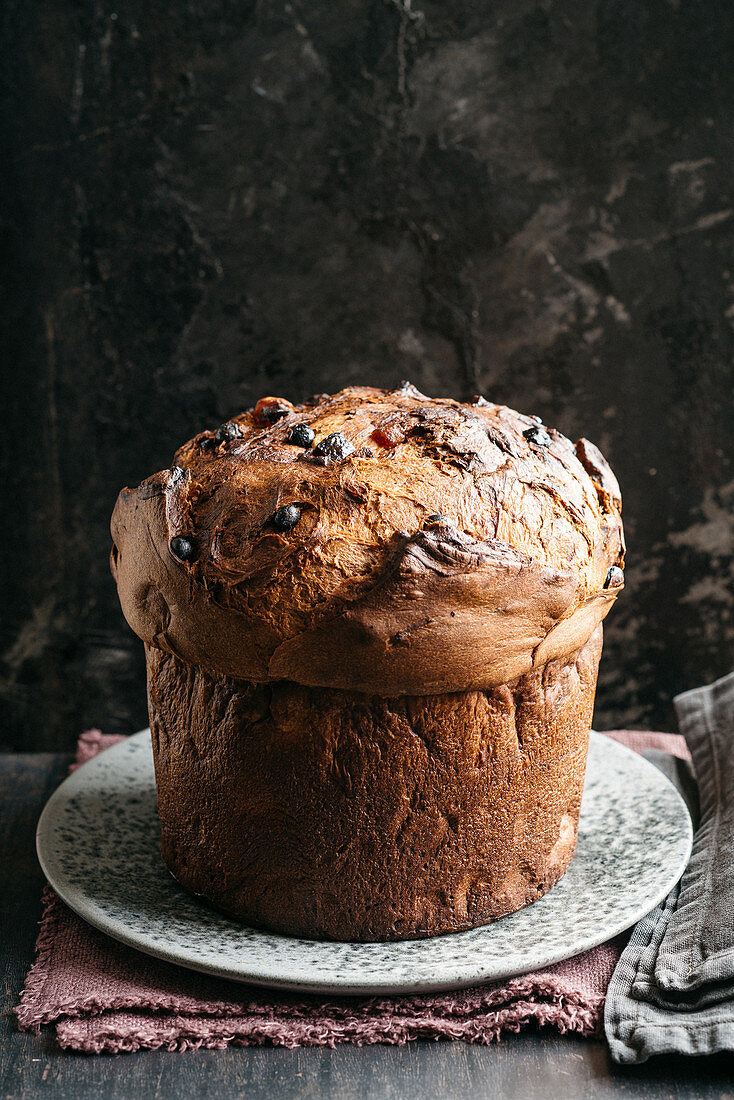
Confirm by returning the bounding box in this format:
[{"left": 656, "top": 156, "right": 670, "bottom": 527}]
[
  {"left": 148, "top": 626, "right": 602, "bottom": 941},
  {"left": 111, "top": 384, "right": 623, "bottom": 694}
]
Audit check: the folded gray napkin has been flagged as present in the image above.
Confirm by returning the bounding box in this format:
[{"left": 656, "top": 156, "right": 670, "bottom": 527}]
[{"left": 605, "top": 670, "right": 734, "bottom": 1062}]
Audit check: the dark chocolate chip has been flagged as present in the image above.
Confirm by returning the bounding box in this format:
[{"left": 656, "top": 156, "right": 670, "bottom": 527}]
[
  {"left": 255, "top": 397, "right": 291, "bottom": 425},
  {"left": 424, "top": 514, "right": 450, "bottom": 527},
  {"left": 603, "top": 565, "right": 624, "bottom": 589},
  {"left": 523, "top": 424, "right": 551, "bottom": 447},
  {"left": 312, "top": 432, "right": 355, "bottom": 463},
  {"left": 272, "top": 504, "right": 302, "bottom": 531},
  {"left": 288, "top": 423, "right": 315, "bottom": 447},
  {"left": 214, "top": 421, "right": 242, "bottom": 444},
  {"left": 199, "top": 436, "right": 216, "bottom": 451},
  {"left": 170, "top": 536, "right": 197, "bottom": 562}
]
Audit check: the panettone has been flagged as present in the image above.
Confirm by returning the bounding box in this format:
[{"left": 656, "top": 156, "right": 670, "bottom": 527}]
[{"left": 111, "top": 383, "right": 624, "bottom": 941}]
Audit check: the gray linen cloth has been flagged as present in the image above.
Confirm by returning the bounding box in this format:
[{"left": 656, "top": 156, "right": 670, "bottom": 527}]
[{"left": 605, "top": 670, "right": 734, "bottom": 1062}]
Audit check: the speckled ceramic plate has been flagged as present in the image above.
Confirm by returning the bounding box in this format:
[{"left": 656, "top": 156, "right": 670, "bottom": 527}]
[{"left": 36, "top": 730, "right": 692, "bottom": 996}]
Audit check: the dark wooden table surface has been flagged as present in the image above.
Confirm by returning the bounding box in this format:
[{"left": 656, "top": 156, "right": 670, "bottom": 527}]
[{"left": 2, "top": 755, "right": 732, "bottom": 1100}]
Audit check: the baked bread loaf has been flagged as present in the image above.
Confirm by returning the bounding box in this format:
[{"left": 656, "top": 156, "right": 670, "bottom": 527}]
[{"left": 111, "top": 383, "right": 624, "bottom": 941}]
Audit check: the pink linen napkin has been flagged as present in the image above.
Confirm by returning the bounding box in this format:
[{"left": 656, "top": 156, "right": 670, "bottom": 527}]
[{"left": 17, "top": 729, "right": 688, "bottom": 1054}]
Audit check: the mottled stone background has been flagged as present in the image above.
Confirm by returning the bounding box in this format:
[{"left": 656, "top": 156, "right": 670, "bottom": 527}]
[{"left": 2, "top": 0, "right": 733, "bottom": 752}]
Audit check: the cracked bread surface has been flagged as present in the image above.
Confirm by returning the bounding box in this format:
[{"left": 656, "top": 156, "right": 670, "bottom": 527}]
[{"left": 111, "top": 384, "right": 624, "bottom": 695}]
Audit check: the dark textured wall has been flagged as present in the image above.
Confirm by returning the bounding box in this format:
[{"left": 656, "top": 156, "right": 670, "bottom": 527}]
[{"left": 2, "top": 1, "right": 733, "bottom": 752}]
